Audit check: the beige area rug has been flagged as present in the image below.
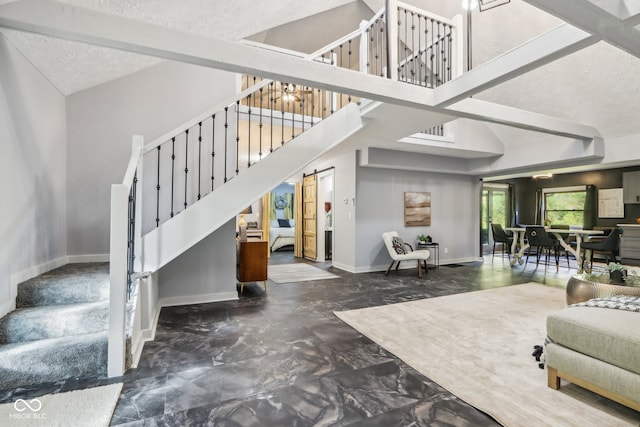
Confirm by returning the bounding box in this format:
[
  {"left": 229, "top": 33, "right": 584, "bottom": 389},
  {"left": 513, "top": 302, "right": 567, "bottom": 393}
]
[
  {"left": 0, "top": 383, "right": 123, "bottom": 426},
  {"left": 268, "top": 263, "right": 339, "bottom": 283},
  {"left": 335, "top": 283, "right": 640, "bottom": 426}
]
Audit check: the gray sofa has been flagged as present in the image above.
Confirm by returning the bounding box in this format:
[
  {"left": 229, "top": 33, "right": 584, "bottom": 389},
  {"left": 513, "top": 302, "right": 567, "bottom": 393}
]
[{"left": 546, "top": 305, "right": 640, "bottom": 412}]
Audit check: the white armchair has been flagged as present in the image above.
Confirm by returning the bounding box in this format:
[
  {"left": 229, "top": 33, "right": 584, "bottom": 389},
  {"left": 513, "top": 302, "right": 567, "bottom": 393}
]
[{"left": 382, "top": 231, "right": 431, "bottom": 278}]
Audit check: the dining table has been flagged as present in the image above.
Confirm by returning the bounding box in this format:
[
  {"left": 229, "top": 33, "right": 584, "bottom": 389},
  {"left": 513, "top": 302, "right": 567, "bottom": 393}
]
[{"left": 504, "top": 227, "right": 604, "bottom": 273}]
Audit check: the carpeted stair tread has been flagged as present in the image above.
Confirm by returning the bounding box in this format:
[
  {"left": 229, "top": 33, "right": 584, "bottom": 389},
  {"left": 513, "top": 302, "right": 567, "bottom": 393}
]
[
  {"left": 16, "top": 263, "right": 109, "bottom": 308},
  {"left": 0, "top": 301, "right": 109, "bottom": 344},
  {"left": 0, "top": 331, "right": 108, "bottom": 390}
]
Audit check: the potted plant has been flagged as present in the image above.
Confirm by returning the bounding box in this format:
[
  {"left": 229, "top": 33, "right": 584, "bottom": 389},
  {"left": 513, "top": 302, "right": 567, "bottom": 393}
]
[
  {"left": 417, "top": 234, "right": 428, "bottom": 245},
  {"left": 603, "top": 262, "right": 627, "bottom": 284},
  {"left": 567, "top": 262, "right": 640, "bottom": 304}
]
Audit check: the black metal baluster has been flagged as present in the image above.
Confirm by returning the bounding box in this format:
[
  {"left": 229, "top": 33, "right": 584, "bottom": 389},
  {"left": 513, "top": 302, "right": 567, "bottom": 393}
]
[
  {"left": 155, "top": 146, "right": 161, "bottom": 227},
  {"left": 291, "top": 93, "right": 295, "bottom": 141},
  {"left": 281, "top": 83, "right": 285, "bottom": 146},
  {"left": 418, "top": 15, "right": 422, "bottom": 86},
  {"left": 127, "top": 171, "right": 137, "bottom": 299},
  {"left": 311, "top": 87, "right": 316, "bottom": 125},
  {"left": 377, "top": 19, "right": 385, "bottom": 77},
  {"left": 412, "top": 12, "right": 417, "bottom": 84},
  {"left": 170, "top": 137, "right": 175, "bottom": 217},
  {"left": 430, "top": 19, "right": 434, "bottom": 88},
  {"left": 423, "top": 16, "right": 429, "bottom": 86},
  {"left": 270, "top": 81, "right": 275, "bottom": 152},
  {"left": 301, "top": 93, "right": 305, "bottom": 132},
  {"left": 259, "top": 86, "right": 263, "bottom": 160},
  {"left": 211, "top": 114, "right": 215, "bottom": 191},
  {"left": 235, "top": 100, "right": 240, "bottom": 175},
  {"left": 247, "top": 94, "right": 252, "bottom": 167},
  {"left": 224, "top": 107, "right": 229, "bottom": 183},
  {"left": 184, "top": 129, "right": 189, "bottom": 210},
  {"left": 197, "top": 122, "right": 202, "bottom": 200}
]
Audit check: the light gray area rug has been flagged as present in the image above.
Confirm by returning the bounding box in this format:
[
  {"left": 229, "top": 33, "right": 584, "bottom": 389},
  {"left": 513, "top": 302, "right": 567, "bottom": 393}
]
[
  {"left": 335, "top": 283, "right": 640, "bottom": 426},
  {"left": 0, "top": 382, "right": 122, "bottom": 426},
  {"left": 268, "top": 263, "right": 339, "bottom": 284}
]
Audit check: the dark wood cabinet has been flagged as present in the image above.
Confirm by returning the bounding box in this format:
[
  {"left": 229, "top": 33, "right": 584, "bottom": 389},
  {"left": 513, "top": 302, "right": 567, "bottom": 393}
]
[{"left": 237, "top": 240, "right": 268, "bottom": 292}]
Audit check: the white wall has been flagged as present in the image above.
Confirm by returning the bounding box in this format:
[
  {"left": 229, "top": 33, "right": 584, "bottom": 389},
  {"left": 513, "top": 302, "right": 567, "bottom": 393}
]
[
  {"left": 0, "top": 35, "right": 67, "bottom": 316},
  {"left": 355, "top": 165, "right": 481, "bottom": 271},
  {"left": 157, "top": 219, "right": 237, "bottom": 305},
  {"left": 66, "top": 61, "right": 236, "bottom": 256}
]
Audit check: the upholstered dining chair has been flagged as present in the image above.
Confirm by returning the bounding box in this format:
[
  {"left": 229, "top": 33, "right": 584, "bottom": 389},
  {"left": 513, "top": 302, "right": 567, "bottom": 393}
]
[
  {"left": 525, "top": 226, "right": 563, "bottom": 271},
  {"left": 490, "top": 223, "right": 513, "bottom": 262},
  {"left": 382, "top": 231, "right": 431, "bottom": 278},
  {"left": 581, "top": 227, "right": 623, "bottom": 271}
]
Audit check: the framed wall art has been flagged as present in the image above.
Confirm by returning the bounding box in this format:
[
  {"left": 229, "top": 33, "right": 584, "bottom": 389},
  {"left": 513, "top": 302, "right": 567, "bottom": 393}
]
[{"left": 404, "top": 192, "right": 431, "bottom": 226}]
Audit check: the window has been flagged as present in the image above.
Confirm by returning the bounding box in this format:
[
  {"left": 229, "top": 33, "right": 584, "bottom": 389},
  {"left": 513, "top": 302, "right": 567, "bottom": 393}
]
[{"left": 543, "top": 187, "right": 586, "bottom": 227}]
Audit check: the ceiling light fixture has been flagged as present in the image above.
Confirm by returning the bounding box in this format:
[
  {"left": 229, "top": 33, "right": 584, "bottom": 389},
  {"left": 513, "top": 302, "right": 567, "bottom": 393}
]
[
  {"left": 533, "top": 173, "right": 553, "bottom": 179},
  {"left": 462, "top": 0, "right": 478, "bottom": 10}
]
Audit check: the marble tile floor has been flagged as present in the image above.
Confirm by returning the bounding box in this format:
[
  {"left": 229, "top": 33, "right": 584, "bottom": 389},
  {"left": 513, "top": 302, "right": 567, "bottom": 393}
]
[{"left": 1, "top": 253, "right": 576, "bottom": 426}]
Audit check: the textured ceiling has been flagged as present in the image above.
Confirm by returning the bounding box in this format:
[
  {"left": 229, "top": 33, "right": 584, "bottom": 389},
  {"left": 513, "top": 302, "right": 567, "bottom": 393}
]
[
  {"left": 2, "top": 0, "right": 640, "bottom": 142},
  {"left": 0, "top": 0, "right": 359, "bottom": 94}
]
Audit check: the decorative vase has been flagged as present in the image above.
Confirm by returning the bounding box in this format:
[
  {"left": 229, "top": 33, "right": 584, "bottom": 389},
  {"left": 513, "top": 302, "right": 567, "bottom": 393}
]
[{"left": 566, "top": 275, "right": 640, "bottom": 305}]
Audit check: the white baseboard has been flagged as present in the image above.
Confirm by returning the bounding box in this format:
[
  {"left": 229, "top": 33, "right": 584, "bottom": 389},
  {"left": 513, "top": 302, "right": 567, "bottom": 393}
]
[
  {"left": 160, "top": 291, "right": 239, "bottom": 307},
  {"left": 4, "top": 256, "right": 69, "bottom": 317},
  {"left": 66, "top": 253, "right": 110, "bottom": 263},
  {"left": 332, "top": 257, "right": 482, "bottom": 275}
]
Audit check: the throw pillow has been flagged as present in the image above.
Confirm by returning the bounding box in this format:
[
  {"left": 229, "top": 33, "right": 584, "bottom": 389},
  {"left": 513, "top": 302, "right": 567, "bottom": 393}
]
[
  {"left": 278, "top": 219, "right": 291, "bottom": 228},
  {"left": 391, "top": 236, "right": 405, "bottom": 254}
]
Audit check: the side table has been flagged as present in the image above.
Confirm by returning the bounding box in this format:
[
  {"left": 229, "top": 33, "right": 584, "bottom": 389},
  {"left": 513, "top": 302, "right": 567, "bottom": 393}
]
[{"left": 417, "top": 242, "right": 439, "bottom": 269}]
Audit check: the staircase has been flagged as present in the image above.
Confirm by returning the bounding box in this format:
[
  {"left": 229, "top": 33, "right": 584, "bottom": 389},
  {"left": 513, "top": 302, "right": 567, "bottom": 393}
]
[{"left": 0, "top": 263, "right": 128, "bottom": 391}]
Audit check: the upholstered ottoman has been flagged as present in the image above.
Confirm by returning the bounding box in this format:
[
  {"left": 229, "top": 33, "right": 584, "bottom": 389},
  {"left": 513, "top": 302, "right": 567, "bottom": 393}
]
[{"left": 546, "top": 303, "right": 640, "bottom": 411}]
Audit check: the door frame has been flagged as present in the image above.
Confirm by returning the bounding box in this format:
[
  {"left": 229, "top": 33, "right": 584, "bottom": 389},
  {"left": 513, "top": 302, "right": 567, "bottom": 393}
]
[{"left": 481, "top": 183, "right": 510, "bottom": 252}]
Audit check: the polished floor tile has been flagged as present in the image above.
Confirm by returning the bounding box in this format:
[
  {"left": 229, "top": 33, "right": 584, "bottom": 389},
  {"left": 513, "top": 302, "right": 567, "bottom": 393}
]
[{"left": 107, "top": 252, "right": 573, "bottom": 426}]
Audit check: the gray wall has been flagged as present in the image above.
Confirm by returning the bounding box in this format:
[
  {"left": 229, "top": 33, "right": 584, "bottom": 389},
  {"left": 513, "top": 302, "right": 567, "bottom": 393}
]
[
  {"left": 158, "top": 219, "right": 237, "bottom": 304},
  {"left": 66, "top": 61, "right": 236, "bottom": 256},
  {"left": 0, "top": 34, "right": 67, "bottom": 315},
  {"left": 356, "top": 165, "right": 481, "bottom": 270}
]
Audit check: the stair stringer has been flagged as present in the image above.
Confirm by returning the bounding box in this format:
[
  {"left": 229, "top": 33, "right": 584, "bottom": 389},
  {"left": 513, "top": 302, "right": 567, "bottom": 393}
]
[{"left": 140, "top": 103, "right": 363, "bottom": 273}]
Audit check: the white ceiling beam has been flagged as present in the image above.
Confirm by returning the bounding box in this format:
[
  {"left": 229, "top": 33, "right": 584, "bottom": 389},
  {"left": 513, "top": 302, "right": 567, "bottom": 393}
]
[
  {"left": 446, "top": 98, "right": 600, "bottom": 140},
  {"left": 588, "top": 0, "right": 640, "bottom": 20},
  {"left": 432, "top": 24, "right": 597, "bottom": 107},
  {"left": 522, "top": 0, "right": 640, "bottom": 59},
  {"left": 0, "top": 0, "right": 599, "bottom": 140}
]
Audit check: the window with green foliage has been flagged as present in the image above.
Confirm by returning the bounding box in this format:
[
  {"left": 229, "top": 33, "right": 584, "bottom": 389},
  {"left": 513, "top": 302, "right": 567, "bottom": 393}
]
[{"left": 544, "top": 190, "right": 586, "bottom": 227}]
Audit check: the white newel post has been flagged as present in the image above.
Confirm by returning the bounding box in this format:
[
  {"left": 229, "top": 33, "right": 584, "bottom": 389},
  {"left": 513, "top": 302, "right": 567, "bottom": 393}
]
[
  {"left": 385, "top": 0, "right": 398, "bottom": 81},
  {"left": 108, "top": 135, "right": 144, "bottom": 378},
  {"left": 108, "top": 184, "right": 128, "bottom": 377},
  {"left": 452, "top": 14, "right": 465, "bottom": 79}
]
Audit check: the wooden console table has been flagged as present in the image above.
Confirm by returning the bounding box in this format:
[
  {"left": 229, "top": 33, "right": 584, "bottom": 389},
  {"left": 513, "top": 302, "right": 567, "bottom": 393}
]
[{"left": 237, "top": 240, "right": 268, "bottom": 293}]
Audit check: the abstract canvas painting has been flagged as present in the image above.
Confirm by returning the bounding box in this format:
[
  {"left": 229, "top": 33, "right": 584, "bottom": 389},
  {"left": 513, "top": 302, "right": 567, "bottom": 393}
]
[{"left": 404, "top": 192, "right": 431, "bottom": 226}]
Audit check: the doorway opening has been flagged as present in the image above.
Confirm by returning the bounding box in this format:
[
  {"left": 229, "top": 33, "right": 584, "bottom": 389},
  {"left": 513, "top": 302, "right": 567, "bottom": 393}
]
[{"left": 481, "top": 183, "right": 510, "bottom": 254}]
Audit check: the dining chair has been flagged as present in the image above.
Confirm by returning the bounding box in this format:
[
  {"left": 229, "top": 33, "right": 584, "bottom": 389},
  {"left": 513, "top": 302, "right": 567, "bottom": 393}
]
[
  {"left": 524, "top": 226, "right": 563, "bottom": 271},
  {"left": 581, "top": 227, "right": 623, "bottom": 271},
  {"left": 490, "top": 223, "right": 513, "bottom": 262}
]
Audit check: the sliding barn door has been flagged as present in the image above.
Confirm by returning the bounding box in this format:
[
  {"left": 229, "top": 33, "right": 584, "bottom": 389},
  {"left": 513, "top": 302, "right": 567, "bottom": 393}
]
[{"left": 303, "top": 174, "right": 317, "bottom": 260}]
